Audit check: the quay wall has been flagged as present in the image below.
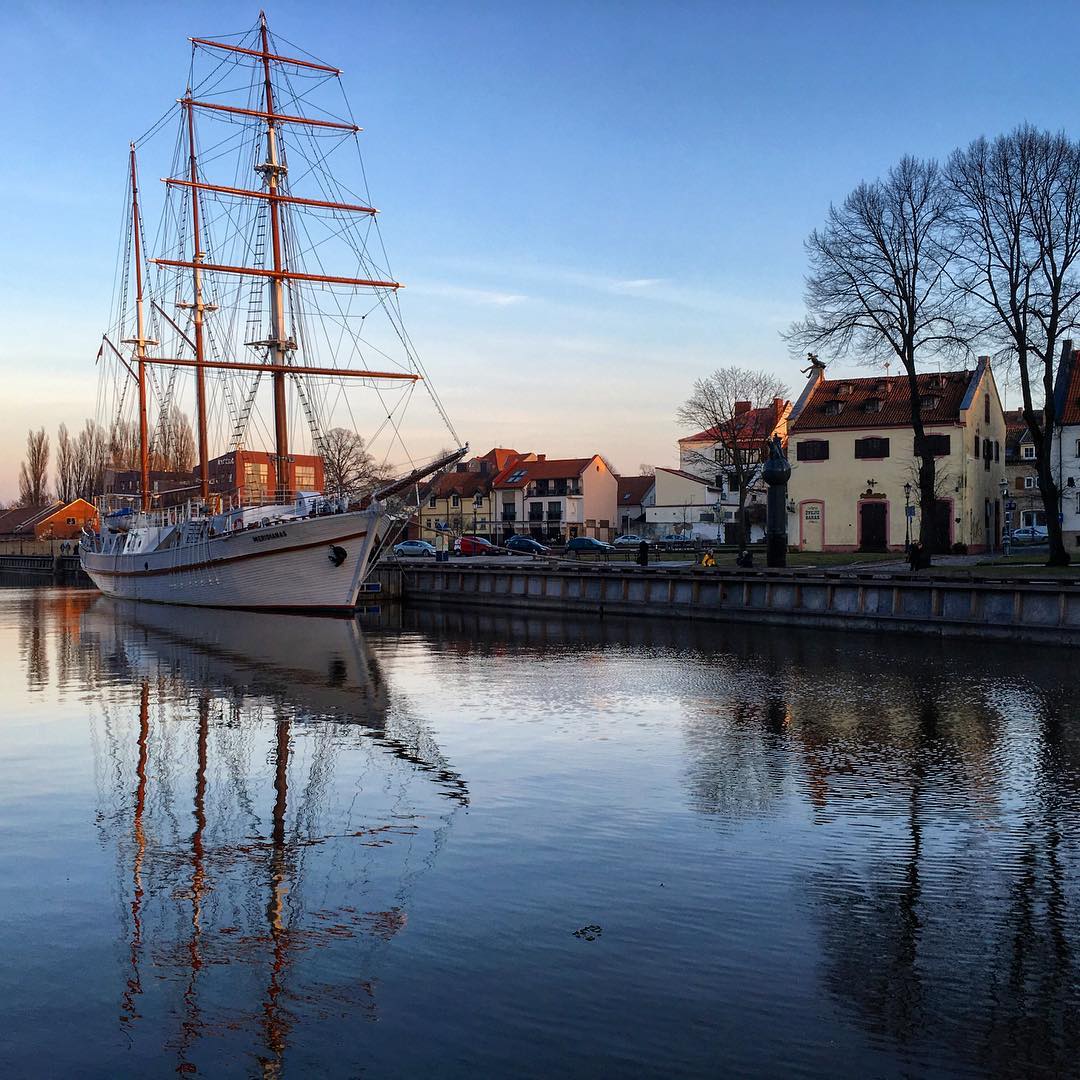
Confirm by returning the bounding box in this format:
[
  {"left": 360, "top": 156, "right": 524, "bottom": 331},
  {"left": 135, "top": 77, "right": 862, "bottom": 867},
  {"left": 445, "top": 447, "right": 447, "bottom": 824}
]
[{"left": 392, "top": 562, "right": 1080, "bottom": 645}]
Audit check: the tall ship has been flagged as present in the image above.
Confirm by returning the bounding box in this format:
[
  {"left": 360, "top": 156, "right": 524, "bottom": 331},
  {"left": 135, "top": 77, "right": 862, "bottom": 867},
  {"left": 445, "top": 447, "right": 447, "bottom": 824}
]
[{"left": 81, "top": 13, "right": 464, "bottom": 610}]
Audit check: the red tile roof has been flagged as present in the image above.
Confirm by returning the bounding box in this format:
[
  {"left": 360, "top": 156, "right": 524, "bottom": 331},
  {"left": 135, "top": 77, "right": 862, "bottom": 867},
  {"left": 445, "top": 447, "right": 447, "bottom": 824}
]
[
  {"left": 476, "top": 447, "right": 525, "bottom": 471},
  {"left": 790, "top": 370, "right": 972, "bottom": 431},
  {"left": 617, "top": 475, "right": 654, "bottom": 506},
  {"left": 681, "top": 398, "right": 789, "bottom": 449},
  {"left": 430, "top": 472, "right": 493, "bottom": 499},
  {"left": 493, "top": 456, "right": 597, "bottom": 489},
  {"left": 1058, "top": 350, "right": 1080, "bottom": 424}
]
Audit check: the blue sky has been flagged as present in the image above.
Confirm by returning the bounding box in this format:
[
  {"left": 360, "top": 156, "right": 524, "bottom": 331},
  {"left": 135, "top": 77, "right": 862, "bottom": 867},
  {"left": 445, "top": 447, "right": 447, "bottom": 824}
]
[{"left": 1, "top": 0, "right": 1078, "bottom": 499}]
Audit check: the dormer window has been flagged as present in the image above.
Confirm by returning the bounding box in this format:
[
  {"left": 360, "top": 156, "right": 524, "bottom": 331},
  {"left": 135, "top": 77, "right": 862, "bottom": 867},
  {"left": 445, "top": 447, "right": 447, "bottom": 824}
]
[
  {"left": 839, "top": 383, "right": 854, "bottom": 396},
  {"left": 864, "top": 398, "right": 883, "bottom": 413},
  {"left": 921, "top": 395, "right": 941, "bottom": 411},
  {"left": 824, "top": 400, "right": 844, "bottom": 416}
]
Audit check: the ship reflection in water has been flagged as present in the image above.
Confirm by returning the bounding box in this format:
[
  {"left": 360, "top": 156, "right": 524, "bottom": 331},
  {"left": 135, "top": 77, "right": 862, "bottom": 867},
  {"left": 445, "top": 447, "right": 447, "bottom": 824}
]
[{"left": 3, "top": 589, "right": 1080, "bottom": 1077}]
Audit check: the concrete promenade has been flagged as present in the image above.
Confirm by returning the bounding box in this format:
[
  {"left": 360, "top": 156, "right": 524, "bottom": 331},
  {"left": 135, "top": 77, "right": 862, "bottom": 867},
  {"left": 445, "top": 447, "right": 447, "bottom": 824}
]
[{"left": 380, "top": 559, "right": 1080, "bottom": 645}]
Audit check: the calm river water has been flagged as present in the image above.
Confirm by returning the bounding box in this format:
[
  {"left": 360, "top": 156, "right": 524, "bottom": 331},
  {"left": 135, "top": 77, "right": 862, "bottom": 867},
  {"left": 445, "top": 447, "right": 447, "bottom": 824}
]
[{"left": 2, "top": 586, "right": 1079, "bottom": 1078}]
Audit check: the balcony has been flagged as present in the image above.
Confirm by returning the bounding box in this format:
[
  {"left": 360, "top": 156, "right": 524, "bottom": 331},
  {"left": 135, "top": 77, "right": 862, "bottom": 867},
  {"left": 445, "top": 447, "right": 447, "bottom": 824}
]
[{"left": 546, "top": 512, "right": 562, "bottom": 522}]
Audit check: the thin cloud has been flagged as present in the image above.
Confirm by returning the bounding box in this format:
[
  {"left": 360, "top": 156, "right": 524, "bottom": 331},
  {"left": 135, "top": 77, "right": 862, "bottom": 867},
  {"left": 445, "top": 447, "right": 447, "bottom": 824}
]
[{"left": 409, "top": 282, "right": 528, "bottom": 307}]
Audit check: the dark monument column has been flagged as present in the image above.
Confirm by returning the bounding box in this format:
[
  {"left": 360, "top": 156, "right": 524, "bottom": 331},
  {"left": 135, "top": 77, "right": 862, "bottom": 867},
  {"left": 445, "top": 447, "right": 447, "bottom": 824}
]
[{"left": 762, "top": 435, "right": 791, "bottom": 569}]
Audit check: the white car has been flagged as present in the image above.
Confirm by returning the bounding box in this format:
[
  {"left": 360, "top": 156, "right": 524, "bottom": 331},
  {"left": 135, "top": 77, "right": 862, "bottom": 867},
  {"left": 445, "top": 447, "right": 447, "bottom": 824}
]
[
  {"left": 1010, "top": 525, "right": 1048, "bottom": 543},
  {"left": 393, "top": 539, "right": 436, "bottom": 557},
  {"left": 612, "top": 534, "right": 652, "bottom": 547}
]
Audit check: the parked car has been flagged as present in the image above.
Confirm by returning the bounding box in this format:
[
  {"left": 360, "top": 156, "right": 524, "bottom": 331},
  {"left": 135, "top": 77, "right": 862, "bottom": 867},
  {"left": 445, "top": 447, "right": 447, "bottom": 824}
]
[
  {"left": 392, "top": 539, "right": 436, "bottom": 557},
  {"left": 454, "top": 535, "right": 497, "bottom": 556},
  {"left": 565, "top": 536, "right": 614, "bottom": 554},
  {"left": 1011, "top": 525, "right": 1049, "bottom": 543},
  {"left": 612, "top": 534, "right": 652, "bottom": 548},
  {"left": 506, "top": 535, "right": 549, "bottom": 555}
]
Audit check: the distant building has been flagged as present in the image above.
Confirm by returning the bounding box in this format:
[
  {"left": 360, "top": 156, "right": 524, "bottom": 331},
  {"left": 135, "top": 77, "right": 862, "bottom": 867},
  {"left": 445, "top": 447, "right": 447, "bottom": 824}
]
[
  {"left": 207, "top": 450, "right": 324, "bottom": 504},
  {"left": 787, "top": 358, "right": 1006, "bottom": 553},
  {"left": 645, "top": 468, "right": 729, "bottom": 540},
  {"left": 1002, "top": 410, "right": 1044, "bottom": 532},
  {"left": 0, "top": 499, "right": 99, "bottom": 540},
  {"left": 104, "top": 468, "right": 196, "bottom": 508},
  {"left": 493, "top": 454, "right": 618, "bottom": 543},
  {"left": 616, "top": 475, "right": 655, "bottom": 535},
  {"left": 648, "top": 398, "right": 790, "bottom": 542},
  {"left": 420, "top": 448, "right": 532, "bottom": 542},
  {"left": 1049, "top": 341, "right": 1080, "bottom": 548}
]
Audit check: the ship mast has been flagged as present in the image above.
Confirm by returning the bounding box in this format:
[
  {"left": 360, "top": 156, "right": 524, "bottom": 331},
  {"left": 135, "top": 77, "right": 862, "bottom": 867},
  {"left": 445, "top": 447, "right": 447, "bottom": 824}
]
[
  {"left": 259, "top": 12, "right": 292, "bottom": 504},
  {"left": 128, "top": 146, "right": 152, "bottom": 511},
  {"left": 185, "top": 98, "right": 211, "bottom": 502}
]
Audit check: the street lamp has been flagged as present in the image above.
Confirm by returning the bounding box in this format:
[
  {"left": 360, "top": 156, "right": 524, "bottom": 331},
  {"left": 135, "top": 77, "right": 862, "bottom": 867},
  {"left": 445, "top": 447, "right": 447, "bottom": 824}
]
[
  {"left": 903, "top": 481, "right": 912, "bottom": 547},
  {"left": 999, "top": 477, "right": 1010, "bottom": 554}
]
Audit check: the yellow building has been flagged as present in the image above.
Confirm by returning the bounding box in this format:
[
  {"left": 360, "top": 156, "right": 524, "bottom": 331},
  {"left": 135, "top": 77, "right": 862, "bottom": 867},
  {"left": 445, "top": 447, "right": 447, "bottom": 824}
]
[
  {"left": 419, "top": 448, "right": 530, "bottom": 542},
  {"left": 787, "top": 358, "right": 1006, "bottom": 553}
]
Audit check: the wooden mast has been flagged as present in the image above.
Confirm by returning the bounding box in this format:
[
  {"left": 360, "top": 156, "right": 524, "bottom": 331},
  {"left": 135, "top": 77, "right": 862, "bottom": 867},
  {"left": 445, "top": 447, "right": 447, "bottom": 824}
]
[
  {"left": 128, "top": 146, "right": 151, "bottom": 511},
  {"left": 259, "top": 12, "right": 292, "bottom": 504},
  {"left": 185, "top": 98, "right": 211, "bottom": 502}
]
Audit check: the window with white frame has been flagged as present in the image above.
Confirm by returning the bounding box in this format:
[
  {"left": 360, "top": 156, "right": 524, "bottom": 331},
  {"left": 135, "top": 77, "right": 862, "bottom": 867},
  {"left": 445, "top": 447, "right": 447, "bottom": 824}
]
[
  {"left": 713, "top": 446, "right": 733, "bottom": 466},
  {"left": 1022, "top": 444, "right": 1036, "bottom": 459},
  {"left": 1024, "top": 475, "right": 1038, "bottom": 489},
  {"left": 1075, "top": 439, "right": 1080, "bottom": 457}
]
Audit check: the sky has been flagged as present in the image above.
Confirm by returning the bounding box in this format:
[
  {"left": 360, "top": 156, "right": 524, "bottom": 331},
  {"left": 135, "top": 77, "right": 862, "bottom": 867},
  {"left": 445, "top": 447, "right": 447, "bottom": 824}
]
[{"left": 2, "top": 0, "right": 1080, "bottom": 501}]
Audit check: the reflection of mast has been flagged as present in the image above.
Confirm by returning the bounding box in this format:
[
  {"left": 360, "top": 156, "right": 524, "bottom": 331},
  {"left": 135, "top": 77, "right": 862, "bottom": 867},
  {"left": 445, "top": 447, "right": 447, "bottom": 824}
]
[
  {"left": 120, "top": 679, "right": 150, "bottom": 1026},
  {"left": 261, "top": 714, "right": 291, "bottom": 1075},
  {"left": 178, "top": 694, "right": 210, "bottom": 1069}
]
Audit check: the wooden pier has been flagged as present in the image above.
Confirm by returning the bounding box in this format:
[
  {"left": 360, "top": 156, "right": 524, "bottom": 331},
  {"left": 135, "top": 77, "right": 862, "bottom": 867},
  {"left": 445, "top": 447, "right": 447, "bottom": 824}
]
[{"left": 389, "top": 561, "right": 1080, "bottom": 646}]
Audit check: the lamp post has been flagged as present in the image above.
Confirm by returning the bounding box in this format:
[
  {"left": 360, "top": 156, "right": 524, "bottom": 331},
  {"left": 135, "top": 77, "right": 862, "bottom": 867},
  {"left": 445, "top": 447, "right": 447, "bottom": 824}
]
[
  {"left": 1000, "top": 477, "right": 1010, "bottom": 555},
  {"left": 904, "top": 481, "right": 912, "bottom": 548}
]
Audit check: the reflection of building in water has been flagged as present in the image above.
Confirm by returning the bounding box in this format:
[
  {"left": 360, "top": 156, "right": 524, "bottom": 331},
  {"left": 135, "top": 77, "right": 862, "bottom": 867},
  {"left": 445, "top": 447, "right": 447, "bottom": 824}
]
[{"left": 76, "top": 597, "right": 466, "bottom": 1075}]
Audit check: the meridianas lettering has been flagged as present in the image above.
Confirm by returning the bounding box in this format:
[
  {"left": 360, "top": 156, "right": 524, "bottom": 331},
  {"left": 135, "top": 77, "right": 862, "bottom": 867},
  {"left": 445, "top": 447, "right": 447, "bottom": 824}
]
[{"left": 252, "top": 530, "right": 288, "bottom": 543}]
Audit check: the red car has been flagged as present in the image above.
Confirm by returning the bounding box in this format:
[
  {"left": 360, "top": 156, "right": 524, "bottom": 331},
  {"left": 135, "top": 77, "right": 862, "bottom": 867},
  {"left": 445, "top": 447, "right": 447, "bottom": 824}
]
[{"left": 454, "top": 535, "right": 497, "bottom": 556}]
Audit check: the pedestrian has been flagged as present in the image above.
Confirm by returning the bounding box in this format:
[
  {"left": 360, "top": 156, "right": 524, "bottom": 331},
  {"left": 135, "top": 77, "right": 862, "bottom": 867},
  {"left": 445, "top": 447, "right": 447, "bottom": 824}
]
[
  {"left": 736, "top": 549, "right": 753, "bottom": 568},
  {"left": 637, "top": 539, "right": 649, "bottom": 567},
  {"left": 907, "top": 541, "right": 922, "bottom": 572}
]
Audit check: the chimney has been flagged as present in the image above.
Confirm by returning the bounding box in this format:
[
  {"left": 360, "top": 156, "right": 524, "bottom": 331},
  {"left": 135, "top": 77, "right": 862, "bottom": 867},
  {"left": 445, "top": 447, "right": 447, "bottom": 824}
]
[
  {"left": 773, "top": 396, "right": 785, "bottom": 424},
  {"left": 536, "top": 454, "right": 546, "bottom": 462},
  {"left": 734, "top": 400, "right": 751, "bottom": 416}
]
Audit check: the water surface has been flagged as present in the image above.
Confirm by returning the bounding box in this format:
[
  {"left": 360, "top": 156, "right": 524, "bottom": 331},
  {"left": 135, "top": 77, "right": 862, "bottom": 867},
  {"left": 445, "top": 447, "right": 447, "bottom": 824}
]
[{"left": 1, "top": 587, "right": 1079, "bottom": 1078}]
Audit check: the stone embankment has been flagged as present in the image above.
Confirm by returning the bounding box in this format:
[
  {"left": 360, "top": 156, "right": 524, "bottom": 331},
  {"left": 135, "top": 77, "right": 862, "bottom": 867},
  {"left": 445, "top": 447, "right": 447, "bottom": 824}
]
[{"left": 375, "top": 561, "right": 1080, "bottom": 645}]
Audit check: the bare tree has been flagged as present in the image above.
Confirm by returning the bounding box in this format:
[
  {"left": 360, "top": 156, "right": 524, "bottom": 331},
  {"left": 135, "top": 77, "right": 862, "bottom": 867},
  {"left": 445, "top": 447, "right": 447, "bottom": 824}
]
[
  {"left": 676, "top": 365, "right": 788, "bottom": 545},
  {"left": 599, "top": 455, "right": 620, "bottom": 476},
  {"left": 151, "top": 406, "right": 195, "bottom": 473},
  {"left": 55, "top": 423, "right": 76, "bottom": 504},
  {"left": 18, "top": 427, "right": 50, "bottom": 506},
  {"left": 73, "top": 420, "right": 110, "bottom": 501},
  {"left": 638, "top": 464, "right": 656, "bottom": 476},
  {"left": 787, "top": 156, "right": 964, "bottom": 557},
  {"left": 320, "top": 427, "right": 377, "bottom": 496},
  {"left": 947, "top": 126, "right": 1080, "bottom": 565},
  {"left": 109, "top": 419, "right": 140, "bottom": 470}
]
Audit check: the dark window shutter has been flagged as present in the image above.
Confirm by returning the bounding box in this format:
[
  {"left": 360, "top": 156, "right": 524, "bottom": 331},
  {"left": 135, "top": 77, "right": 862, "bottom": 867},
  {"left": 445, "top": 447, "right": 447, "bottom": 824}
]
[{"left": 796, "top": 440, "right": 829, "bottom": 462}]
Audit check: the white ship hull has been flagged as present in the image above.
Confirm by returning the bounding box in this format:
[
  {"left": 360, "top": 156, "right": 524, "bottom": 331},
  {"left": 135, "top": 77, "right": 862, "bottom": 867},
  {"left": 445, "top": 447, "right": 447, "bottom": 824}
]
[{"left": 81, "top": 508, "right": 386, "bottom": 612}]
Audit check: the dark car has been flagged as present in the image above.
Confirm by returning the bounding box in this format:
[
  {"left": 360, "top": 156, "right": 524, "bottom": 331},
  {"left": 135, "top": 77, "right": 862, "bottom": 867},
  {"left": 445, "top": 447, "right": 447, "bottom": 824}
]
[
  {"left": 506, "top": 535, "right": 549, "bottom": 555},
  {"left": 454, "top": 535, "right": 496, "bottom": 556},
  {"left": 565, "top": 536, "right": 614, "bottom": 554}
]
